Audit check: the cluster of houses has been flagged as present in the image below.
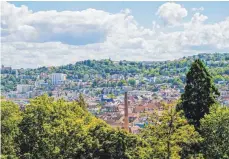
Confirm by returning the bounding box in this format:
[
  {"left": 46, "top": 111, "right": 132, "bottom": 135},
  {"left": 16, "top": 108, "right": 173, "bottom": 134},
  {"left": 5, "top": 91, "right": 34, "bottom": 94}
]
[
  {"left": 86, "top": 89, "right": 180, "bottom": 134},
  {"left": 1, "top": 66, "right": 229, "bottom": 133}
]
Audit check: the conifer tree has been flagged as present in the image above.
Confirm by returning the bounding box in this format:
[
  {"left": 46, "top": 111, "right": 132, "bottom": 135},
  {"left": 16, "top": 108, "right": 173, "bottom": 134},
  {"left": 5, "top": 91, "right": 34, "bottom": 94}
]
[
  {"left": 178, "top": 59, "right": 220, "bottom": 128},
  {"left": 78, "top": 93, "right": 87, "bottom": 110}
]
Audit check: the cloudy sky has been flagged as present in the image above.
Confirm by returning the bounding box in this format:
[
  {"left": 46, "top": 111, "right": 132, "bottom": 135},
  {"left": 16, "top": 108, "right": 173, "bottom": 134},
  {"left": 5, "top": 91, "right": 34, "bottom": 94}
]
[{"left": 1, "top": 1, "right": 229, "bottom": 68}]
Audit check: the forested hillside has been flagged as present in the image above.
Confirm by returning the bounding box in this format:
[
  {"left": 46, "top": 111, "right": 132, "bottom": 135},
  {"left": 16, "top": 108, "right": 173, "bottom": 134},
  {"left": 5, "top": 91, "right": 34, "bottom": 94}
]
[
  {"left": 1, "top": 53, "right": 229, "bottom": 92},
  {"left": 19, "top": 53, "right": 229, "bottom": 77}
]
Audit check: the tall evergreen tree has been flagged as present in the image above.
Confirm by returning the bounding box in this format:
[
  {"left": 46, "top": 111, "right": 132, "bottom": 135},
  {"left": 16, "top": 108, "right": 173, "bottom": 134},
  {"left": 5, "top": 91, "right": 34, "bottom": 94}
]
[
  {"left": 78, "top": 93, "right": 87, "bottom": 110},
  {"left": 178, "top": 59, "right": 220, "bottom": 128}
]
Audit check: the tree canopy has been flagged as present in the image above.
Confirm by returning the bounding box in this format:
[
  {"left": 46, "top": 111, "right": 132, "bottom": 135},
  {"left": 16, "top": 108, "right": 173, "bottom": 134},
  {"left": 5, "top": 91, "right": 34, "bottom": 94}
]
[
  {"left": 1, "top": 100, "right": 22, "bottom": 159},
  {"left": 200, "top": 105, "right": 229, "bottom": 159},
  {"left": 1, "top": 95, "right": 150, "bottom": 159},
  {"left": 178, "top": 59, "right": 220, "bottom": 128},
  {"left": 1, "top": 93, "right": 229, "bottom": 159},
  {"left": 141, "top": 101, "right": 202, "bottom": 159}
]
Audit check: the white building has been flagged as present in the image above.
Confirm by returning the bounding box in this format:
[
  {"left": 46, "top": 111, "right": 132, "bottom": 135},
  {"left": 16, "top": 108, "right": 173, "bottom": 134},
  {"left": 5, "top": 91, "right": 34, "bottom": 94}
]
[
  {"left": 51, "top": 73, "right": 66, "bottom": 85},
  {"left": 15, "top": 69, "right": 19, "bottom": 78},
  {"left": 128, "top": 90, "right": 151, "bottom": 96},
  {"left": 17, "top": 84, "right": 33, "bottom": 93}
]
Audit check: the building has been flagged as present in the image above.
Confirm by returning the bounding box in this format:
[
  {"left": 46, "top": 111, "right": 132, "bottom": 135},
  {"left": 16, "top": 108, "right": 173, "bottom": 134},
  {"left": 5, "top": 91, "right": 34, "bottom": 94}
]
[
  {"left": 15, "top": 69, "right": 19, "bottom": 78},
  {"left": 128, "top": 90, "right": 151, "bottom": 96},
  {"left": 17, "top": 84, "right": 33, "bottom": 93},
  {"left": 1, "top": 65, "right": 12, "bottom": 73},
  {"left": 35, "top": 80, "right": 48, "bottom": 88},
  {"left": 51, "top": 73, "right": 66, "bottom": 85}
]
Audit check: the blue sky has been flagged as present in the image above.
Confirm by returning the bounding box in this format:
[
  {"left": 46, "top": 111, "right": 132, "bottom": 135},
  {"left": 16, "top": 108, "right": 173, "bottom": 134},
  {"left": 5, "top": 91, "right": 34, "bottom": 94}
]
[{"left": 2, "top": 1, "right": 229, "bottom": 68}]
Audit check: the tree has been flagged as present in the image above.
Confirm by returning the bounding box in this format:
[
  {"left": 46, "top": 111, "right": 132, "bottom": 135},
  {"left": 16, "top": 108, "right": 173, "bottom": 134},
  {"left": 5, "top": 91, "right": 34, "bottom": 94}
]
[
  {"left": 15, "top": 95, "right": 150, "bottom": 158},
  {"left": 89, "top": 125, "right": 151, "bottom": 159},
  {"left": 213, "top": 75, "right": 225, "bottom": 83},
  {"left": 128, "top": 79, "right": 136, "bottom": 87},
  {"left": 200, "top": 105, "right": 229, "bottom": 159},
  {"left": 16, "top": 95, "right": 99, "bottom": 158},
  {"left": 78, "top": 93, "right": 87, "bottom": 110},
  {"left": 1, "top": 101, "right": 22, "bottom": 158},
  {"left": 141, "top": 102, "right": 202, "bottom": 159},
  {"left": 107, "top": 93, "right": 115, "bottom": 99},
  {"left": 172, "top": 77, "right": 183, "bottom": 88},
  {"left": 92, "top": 80, "right": 97, "bottom": 88},
  {"left": 117, "top": 80, "right": 127, "bottom": 87},
  {"left": 178, "top": 59, "right": 220, "bottom": 128}
]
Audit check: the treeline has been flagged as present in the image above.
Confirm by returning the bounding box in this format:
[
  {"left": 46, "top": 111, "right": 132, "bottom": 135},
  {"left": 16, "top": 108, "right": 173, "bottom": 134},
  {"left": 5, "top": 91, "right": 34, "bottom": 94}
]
[
  {"left": 1, "top": 53, "right": 229, "bottom": 92},
  {"left": 2, "top": 53, "right": 229, "bottom": 92},
  {"left": 28, "top": 53, "right": 229, "bottom": 78},
  {"left": 1, "top": 95, "right": 148, "bottom": 158},
  {"left": 1, "top": 60, "right": 229, "bottom": 159}
]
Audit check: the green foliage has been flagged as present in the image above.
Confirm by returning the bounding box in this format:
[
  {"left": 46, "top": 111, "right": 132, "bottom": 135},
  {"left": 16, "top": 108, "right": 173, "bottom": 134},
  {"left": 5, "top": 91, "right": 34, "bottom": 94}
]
[
  {"left": 117, "top": 79, "right": 127, "bottom": 87},
  {"left": 3, "top": 96, "right": 228, "bottom": 159},
  {"left": 1, "top": 53, "right": 229, "bottom": 93},
  {"left": 171, "top": 77, "right": 184, "bottom": 88},
  {"left": 1, "top": 101, "right": 22, "bottom": 159},
  {"left": 128, "top": 79, "right": 136, "bottom": 87},
  {"left": 179, "top": 59, "right": 220, "bottom": 128},
  {"left": 1, "top": 74, "right": 18, "bottom": 92},
  {"left": 17, "top": 94, "right": 94, "bottom": 158},
  {"left": 200, "top": 105, "right": 229, "bottom": 159},
  {"left": 78, "top": 93, "right": 87, "bottom": 110},
  {"left": 2, "top": 95, "right": 151, "bottom": 158},
  {"left": 88, "top": 125, "right": 151, "bottom": 159},
  {"left": 213, "top": 74, "right": 225, "bottom": 83},
  {"left": 141, "top": 102, "right": 202, "bottom": 159},
  {"left": 107, "top": 94, "right": 116, "bottom": 99}
]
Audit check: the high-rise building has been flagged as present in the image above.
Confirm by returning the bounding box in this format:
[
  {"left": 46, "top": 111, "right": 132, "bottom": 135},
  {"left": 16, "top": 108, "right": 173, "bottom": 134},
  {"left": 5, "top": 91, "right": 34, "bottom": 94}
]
[
  {"left": 51, "top": 73, "right": 66, "bottom": 85},
  {"left": 17, "top": 84, "right": 33, "bottom": 93},
  {"left": 15, "top": 69, "right": 19, "bottom": 78}
]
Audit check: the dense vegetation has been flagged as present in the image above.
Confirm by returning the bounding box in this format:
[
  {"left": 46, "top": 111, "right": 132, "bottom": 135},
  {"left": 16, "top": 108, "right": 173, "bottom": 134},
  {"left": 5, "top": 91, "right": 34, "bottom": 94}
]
[
  {"left": 141, "top": 102, "right": 202, "bottom": 159},
  {"left": 26, "top": 53, "right": 229, "bottom": 78},
  {"left": 1, "top": 59, "right": 229, "bottom": 158},
  {"left": 178, "top": 59, "right": 220, "bottom": 128},
  {"left": 1, "top": 53, "right": 229, "bottom": 92},
  {"left": 1, "top": 95, "right": 149, "bottom": 159},
  {"left": 200, "top": 105, "right": 229, "bottom": 159},
  {"left": 2, "top": 97, "right": 228, "bottom": 158}
]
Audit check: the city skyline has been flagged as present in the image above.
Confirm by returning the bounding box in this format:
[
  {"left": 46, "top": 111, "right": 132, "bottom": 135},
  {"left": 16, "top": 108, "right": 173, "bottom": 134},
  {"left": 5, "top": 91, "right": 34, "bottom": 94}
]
[{"left": 1, "top": 1, "right": 229, "bottom": 68}]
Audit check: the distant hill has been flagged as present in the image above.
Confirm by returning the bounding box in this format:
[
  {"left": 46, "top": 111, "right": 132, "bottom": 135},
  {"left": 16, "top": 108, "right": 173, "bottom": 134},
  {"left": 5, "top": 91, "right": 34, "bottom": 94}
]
[
  {"left": 28, "top": 53, "right": 229, "bottom": 78},
  {"left": 1, "top": 53, "right": 229, "bottom": 92}
]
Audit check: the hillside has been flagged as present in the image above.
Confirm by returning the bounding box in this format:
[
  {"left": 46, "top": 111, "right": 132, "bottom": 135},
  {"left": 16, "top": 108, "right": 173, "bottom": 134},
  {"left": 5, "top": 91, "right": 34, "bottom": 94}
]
[{"left": 1, "top": 53, "right": 229, "bottom": 92}]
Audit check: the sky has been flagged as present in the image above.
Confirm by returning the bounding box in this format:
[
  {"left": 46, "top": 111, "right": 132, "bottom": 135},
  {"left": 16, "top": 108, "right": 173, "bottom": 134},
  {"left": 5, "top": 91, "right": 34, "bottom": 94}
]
[{"left": 1, "top": 1, "right": 229, "bottom": 68}]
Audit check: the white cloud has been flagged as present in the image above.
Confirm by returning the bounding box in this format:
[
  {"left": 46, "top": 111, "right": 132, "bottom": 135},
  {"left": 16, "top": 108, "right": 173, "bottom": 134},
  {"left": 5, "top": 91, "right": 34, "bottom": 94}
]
[
  {"left": 192, "top": 7, "right": 204, "bottom": 12},
  {"left": 152, "top": 21, "right": 160, "bottom": 30},
  {"left": 1, "top": 2, "right": 138, "bottom": 43},
  {"left": 182, "top": 15, "right": 229, "bottom": 48},
  {"left": 156, "top": 2, "right": 188, "bottom": 26},
  {"left": 1, "top": 2, "right": 229, "bottom": 68},
  {"left": 191, "top": 13, "right": 208, "bottom": 24}
]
